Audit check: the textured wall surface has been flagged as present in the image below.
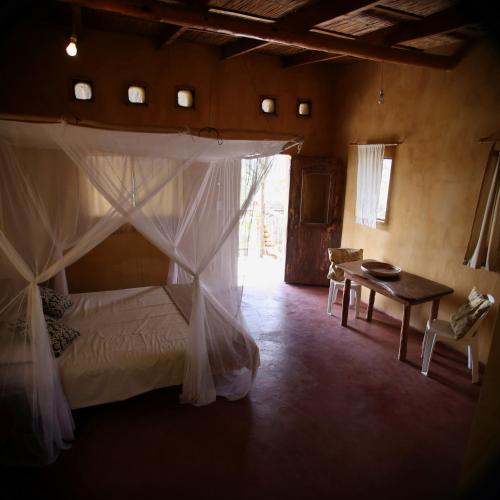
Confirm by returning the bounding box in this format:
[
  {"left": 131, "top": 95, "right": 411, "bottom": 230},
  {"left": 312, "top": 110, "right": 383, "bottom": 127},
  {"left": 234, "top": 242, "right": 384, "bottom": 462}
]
[
  {"left": 0, "top": 17, "right": 336, "bottom": 156},
  {"left": 333, "top": 42, "right": 500, "bottom": 363},
  {"left": 0, "top": 16, "right": 337, "bottom": 291},
  {"left": 65, "top": 228, "right": 170, "bottom": 293}
]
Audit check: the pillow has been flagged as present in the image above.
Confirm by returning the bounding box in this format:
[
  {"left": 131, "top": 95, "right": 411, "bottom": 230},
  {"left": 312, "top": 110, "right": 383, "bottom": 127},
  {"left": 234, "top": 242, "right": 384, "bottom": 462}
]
[
  {"left": 7, "top": 317, "right": 29, "bottom": 337},
  {"left": 45, "top": 316, "right": 80, "bottom": 358},
  {"left": 450, "top": 287, "right": 492, "bottom": 339},
  {"left": 327, "top": 248, "right": 364, "bottom": 281},
  {"left": 6, "top": 315, "right": 80, "bottom": 357},
  {"left": 39, "top": 286, "right": 73, "bottom": 319}
]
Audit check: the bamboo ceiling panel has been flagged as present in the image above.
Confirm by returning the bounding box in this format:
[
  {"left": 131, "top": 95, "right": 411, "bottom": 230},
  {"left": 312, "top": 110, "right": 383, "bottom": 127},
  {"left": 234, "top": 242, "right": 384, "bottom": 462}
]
[
  {"left": 207, "top": 0, "right": 313, "bottom": 19},
  {"left": 257, "top": 43, "right": 308, "bottom": 56},
  {"left": 317, "top": 13, "right": 394, "bottom": 37},
  {"left": 378, "top": 0, "right": 454, "bottom": 17},
  {"left": 181, "top": 29, "right": 237, "bottom": 45},
  {"left": 401, "top": 33, "right": 464, "bottom": 50}
]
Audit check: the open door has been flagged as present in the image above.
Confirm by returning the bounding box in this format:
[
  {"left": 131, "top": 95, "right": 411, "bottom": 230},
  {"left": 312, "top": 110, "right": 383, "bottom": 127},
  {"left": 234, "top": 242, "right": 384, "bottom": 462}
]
[{"left": 285, "top": 156, "right": 345, "bottom": 286}]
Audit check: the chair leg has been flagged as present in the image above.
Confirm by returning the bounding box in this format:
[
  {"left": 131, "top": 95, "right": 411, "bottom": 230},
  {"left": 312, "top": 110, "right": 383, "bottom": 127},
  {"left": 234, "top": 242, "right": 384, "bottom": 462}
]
[
  {"left": 327, "top": 281, "right": 334, "bottom": 315},
  {"left": 421, "top": 332, "right": 436, "bottom": 376},
  {"left": 333, "top": 285, "right": 339, "bottom": 309},
  {"left": 421, "top": 329, "right": 428, "bottom": 359},
  {"left": 349, "top": 288, "right": 356, "bottom": 307},
  {"left": 354, "top": 289, "right": 360, "bottom": 318},
  {"left": 470, "top": 344, "right": 479, "bottom": 384},
  {"left": 467, "top": 345, "right": 472, "bottom": 370}
]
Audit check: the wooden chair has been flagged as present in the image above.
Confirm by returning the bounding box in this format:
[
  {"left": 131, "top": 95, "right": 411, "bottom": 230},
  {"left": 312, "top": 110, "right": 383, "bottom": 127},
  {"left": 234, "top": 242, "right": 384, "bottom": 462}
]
[
  {"left": 421, "top": 294, "right": 495, "bottom": 383},
  {"left": 326, "top": 248, "right": 363, "bottom": 318}
]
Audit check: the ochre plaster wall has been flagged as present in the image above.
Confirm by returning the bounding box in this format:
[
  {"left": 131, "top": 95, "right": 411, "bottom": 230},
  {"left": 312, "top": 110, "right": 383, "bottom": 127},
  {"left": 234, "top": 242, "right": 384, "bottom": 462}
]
[
  {"left": 333, "top": 43, "right": 500, "bottom": 363},
  {"left": 0, "top": 17, "right": 336, "bottom": 292},
  {"left": 0, "top": 18, "right": 335, "bottom": 156},
  {"left": 65, "top": 228, "right": 170, "bottom": 293}
]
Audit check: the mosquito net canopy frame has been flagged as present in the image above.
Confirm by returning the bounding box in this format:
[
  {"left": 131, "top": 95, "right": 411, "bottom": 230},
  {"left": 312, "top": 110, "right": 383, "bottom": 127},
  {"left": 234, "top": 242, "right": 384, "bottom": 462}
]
[{"left": 0, "top": 120, "right": 295, "bottom": 465}]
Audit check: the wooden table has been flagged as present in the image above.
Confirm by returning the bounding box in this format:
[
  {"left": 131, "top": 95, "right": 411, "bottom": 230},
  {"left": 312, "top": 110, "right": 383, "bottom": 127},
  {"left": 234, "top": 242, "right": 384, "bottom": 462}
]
[{"left": 337, "top": 260, "right": 454, "bottom": 361}]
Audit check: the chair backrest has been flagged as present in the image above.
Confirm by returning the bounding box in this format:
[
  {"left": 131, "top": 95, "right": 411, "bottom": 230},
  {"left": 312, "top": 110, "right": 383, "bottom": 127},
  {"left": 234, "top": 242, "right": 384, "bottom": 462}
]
[
  {"left": 327, "top": 248, "right": 363, "bottom": 282},
  {"left": 463, "top": 294, "right": 495, "bottom": 340}
]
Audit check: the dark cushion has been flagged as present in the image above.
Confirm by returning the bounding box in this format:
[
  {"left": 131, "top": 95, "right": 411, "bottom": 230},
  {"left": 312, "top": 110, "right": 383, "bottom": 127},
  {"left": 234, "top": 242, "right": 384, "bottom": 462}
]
[
  {"left": 39, "top": 287, "right": 73, "bottom": 319},
  {"left": 45, "top": 316, "right": 80, "bottom": 358},
  {"left": 7, "top": 317, "right": 29, "bottom": 337}
]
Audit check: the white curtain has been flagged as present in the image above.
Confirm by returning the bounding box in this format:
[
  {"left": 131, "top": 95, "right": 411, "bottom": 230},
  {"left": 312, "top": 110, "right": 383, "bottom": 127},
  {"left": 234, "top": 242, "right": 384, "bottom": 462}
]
[
  {"left": 464, "top": 146, "right": 500, "bottom": 272},
  {"left": 355, "top": 144, "right": 385, "bottom": 228},
  {"left": 0, "top": 120, "right": 291, "bottom": 465}
]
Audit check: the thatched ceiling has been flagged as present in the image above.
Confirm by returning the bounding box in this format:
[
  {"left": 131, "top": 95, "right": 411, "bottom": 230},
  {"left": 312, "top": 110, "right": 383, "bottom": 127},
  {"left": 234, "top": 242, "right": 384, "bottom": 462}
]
[{"left": 0, "top": 0, "right": 487, "bottom": 69}]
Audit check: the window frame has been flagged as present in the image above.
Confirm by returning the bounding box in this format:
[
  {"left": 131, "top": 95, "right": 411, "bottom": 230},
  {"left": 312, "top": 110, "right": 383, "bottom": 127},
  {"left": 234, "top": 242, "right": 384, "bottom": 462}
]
[{"left": 376, "top": 153, "right": 394, "bottom": 224}]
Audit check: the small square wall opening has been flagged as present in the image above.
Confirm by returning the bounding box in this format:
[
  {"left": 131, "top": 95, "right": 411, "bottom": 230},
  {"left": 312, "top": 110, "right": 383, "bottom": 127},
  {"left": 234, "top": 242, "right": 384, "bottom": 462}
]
[
  {"left": 297, "top": 100, "right": 311, "bottom": 117},
  {"left": 128, "top": 85, "right": 147, "bottom": 104},
  {"left": 73, "top": 81, "right": 93, "bottom": 101},
  {"left": 177, "top": 88, "right": 194, "bottom": 108},
  {"left": 261, "top": 97, "right": 276, "bottom": 115}
]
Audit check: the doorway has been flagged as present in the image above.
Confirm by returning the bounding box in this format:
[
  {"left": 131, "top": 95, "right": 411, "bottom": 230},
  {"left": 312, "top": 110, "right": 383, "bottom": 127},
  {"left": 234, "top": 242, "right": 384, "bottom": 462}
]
[{"left": 238, "top": 154, "right": 291, "bottom": 285}]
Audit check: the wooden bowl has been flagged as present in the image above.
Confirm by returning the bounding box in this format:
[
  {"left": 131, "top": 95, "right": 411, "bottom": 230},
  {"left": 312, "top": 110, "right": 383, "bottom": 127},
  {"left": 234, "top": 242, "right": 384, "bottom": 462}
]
[{"left": 361, "top": 261, "right": 401, "bottom": 279}]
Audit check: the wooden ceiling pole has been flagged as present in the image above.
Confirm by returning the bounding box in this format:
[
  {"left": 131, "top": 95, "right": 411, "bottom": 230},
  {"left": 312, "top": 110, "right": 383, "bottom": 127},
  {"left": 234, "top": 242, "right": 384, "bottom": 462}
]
[
  {"left": 157, "top": 25, "right": 188, "bottom": 49},
  {"left": 222, "top": 0, "right": 380, "bottom": 60},
  {"left": 60, "top": 0, "right": 462, "bottom": 69},
  {"left": 277, "top": 0, "right": 382, "bottom": 30},
  {"left": 284, "top": 5, "right": 472, "bottom": 68},
  {"left": 285, "top": 51, "right": 345, "bottom": 68},
  {"left": 222, "top": 38, "right": 272, "bottom": 59},
  {"left": 381, "top": 6, "right": 472, "bottom": 45}
]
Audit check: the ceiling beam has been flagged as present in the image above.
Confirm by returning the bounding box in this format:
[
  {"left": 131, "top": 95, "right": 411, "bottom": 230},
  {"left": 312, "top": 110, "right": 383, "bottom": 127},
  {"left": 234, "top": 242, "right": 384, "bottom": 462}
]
[
  {"left": 284, "top": 5, "right": 473, "bottom": 68},
  {"left": 157, "top": 25, "right": 188, "bottom": 49},
  {"left": 371, "top": 5, "right": 422, "bottom": 22},
  {"left": 382, "top": 6, "right": 472, "bottom": 46},
  {"left": 220, "top": 0, "right": 380, "bottom": 60},
  {"left": 276, "top": 0, "right": 382, "bottom": 30},
  {"left": 61, "top": 0, "right": 463, "bottom": 70},
  {"left": 284, "top": 51, "right": 345, "bottom": 68},
  {"left": 222, "top": 38, "right": 272, "bottom": 60}
]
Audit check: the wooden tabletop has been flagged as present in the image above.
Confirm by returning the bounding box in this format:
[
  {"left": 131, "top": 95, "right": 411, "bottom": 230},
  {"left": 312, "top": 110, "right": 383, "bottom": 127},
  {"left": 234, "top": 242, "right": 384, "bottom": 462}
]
[{"left": 337, "top": 260, "right": 453, "bottom": 304}]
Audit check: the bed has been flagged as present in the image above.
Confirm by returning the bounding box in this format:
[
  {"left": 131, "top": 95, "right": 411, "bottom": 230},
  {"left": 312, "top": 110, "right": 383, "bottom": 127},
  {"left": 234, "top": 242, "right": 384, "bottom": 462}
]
[{"left": 59, "top": 286, "right": 190, "bottom": 409}]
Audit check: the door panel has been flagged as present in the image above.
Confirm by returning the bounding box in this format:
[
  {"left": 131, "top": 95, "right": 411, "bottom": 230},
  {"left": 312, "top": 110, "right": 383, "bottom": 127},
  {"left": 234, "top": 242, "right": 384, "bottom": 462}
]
[{"left": 285, "top": 156, "right": 345, "bottom": 286}]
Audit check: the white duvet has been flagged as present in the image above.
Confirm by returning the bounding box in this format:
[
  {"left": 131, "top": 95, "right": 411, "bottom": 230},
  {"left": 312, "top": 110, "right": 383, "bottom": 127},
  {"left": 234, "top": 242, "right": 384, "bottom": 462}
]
[{"left": 59, "top": 286, "right": 189, "bottom": 409}]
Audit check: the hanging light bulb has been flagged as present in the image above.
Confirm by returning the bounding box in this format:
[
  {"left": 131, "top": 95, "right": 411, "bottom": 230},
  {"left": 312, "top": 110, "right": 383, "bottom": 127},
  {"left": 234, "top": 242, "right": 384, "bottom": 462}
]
[
  {"left": 378, "top": 63, "right": 384, "bottom": 105},
  {"left": 378, "top": 88, "right": 385, "bottom": 105},
  {"left": 66, "top": 35, "right": 77, "bottom": 57}
]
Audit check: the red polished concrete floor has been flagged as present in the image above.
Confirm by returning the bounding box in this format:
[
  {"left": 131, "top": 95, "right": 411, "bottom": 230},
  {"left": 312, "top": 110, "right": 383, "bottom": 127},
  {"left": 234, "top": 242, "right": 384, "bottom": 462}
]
[{"left": 4, "top": 284, "right": 480, "bottom": 500}]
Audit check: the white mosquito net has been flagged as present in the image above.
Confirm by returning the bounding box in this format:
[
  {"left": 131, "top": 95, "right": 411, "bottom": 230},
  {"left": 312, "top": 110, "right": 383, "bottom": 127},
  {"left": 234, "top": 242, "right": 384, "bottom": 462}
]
[{"left": 0, "top": 120, "right": 293, "bottom": 465}]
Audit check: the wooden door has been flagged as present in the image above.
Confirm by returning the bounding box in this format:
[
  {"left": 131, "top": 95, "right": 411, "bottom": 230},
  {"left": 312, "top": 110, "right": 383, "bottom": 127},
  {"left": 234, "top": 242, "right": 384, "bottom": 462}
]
[{"left": 285, "top": 156, "right": 345, "bottom": 286}]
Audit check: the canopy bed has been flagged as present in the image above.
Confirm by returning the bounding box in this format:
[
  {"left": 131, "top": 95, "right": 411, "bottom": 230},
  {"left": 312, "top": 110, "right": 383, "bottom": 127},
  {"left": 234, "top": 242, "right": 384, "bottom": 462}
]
[{"left": 0, "top": 119, "right": 296, "bottom": 465}]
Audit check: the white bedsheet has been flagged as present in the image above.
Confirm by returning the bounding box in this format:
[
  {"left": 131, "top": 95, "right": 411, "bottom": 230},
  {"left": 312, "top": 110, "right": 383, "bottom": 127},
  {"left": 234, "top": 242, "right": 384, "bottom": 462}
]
[{"left": 59, "top": 286, "right": 189, "bottom": 409}]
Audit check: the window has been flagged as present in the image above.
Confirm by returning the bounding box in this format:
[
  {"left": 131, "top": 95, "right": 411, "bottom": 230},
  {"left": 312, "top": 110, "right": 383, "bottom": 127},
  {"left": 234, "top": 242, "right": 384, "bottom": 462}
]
[
  {"left": 176, "top": 88, "right": 194, "bottom": 108},
  {"left": 127, "top": 85, "right": 147, "bottom": 104},
  {"left": 377, "top": 158, "right": 393, "bottom": 222},
  {"left": 73, "top": 81, "right": 93, "bottom": 101},
  {"left": 260, "top": 96, "right": 276, "bottom": 115}
]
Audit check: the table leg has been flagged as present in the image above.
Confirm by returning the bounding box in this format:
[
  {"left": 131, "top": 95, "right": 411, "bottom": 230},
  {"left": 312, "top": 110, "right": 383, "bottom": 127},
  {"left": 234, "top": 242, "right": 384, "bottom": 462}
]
[
  {"left": 430, "top": 299, "right": 440, "bottom": 320},
  {"left": 341, "top": 279, "right": 351, "bottom": 327},
  {"left": 366, "top": 290, "right": 376, "bottom": 321},
  {"left": 398, "top": 304, "right": 411, "bottom": 361}
]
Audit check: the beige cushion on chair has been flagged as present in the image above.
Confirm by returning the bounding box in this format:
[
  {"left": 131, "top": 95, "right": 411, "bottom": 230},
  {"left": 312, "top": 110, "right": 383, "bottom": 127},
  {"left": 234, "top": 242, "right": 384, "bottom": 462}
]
[
  {"left": 450, "top": 287, "right": 492, "bottom": 339},
  {"left": 327, "top": 248, "right": 364, "bottom": 281}
]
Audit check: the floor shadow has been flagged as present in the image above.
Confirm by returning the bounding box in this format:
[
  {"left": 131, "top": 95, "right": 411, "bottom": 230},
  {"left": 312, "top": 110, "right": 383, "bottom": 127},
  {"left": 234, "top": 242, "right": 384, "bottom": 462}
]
[
  {"left": 425, "top": 372, "right": 480, "bottom": 400},
  {"left": 404, "top": 359, "right": 479, "bottom": 400}
]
